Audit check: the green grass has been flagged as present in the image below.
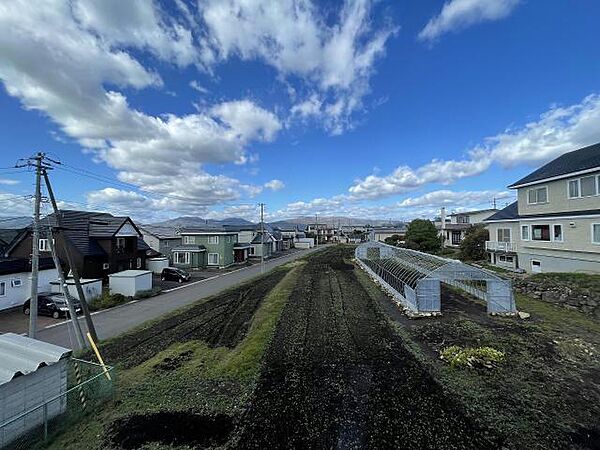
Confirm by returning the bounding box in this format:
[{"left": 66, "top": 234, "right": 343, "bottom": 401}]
[
  {"left": 48, "top": 260, "right": 304, "bottom": 450},
  {"left": 528, "top": 272, "right": 600, "bottom": 292}
]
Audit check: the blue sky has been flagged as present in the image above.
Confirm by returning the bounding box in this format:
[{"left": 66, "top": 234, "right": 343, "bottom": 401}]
[{"left": 1, "top": 0, "right": 599, "bottom": 223}]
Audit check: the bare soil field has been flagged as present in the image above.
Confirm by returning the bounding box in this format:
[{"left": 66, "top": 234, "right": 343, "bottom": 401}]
[{"left": 235, "top": 247, "right": 498, "bottom": 448}]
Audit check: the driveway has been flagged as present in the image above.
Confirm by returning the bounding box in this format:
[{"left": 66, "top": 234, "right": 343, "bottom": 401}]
[{"left": 33, "top": 246, "right": 326, "bottom": 348}]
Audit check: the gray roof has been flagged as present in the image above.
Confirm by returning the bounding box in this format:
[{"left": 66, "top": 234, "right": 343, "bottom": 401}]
[
  {"left": 484, "top": 202, "right": 519, "bottom": 221},
  {"left": 509, "top": 143, "right": 600, "bottom": 187},
  {"left": 0, "top": 333, "right": 71, "bottom": 385},
  {"left": 140, "top": 225, "right": 180, "bottom": 239},
  {"left": 449, "top": 208, "right": 498, "bottom": 216}
]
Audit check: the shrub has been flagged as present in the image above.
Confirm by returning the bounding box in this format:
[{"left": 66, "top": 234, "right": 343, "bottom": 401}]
[
  {"left": 405, "top": 219, "right": 442, "bottom": 253},
  {"left": 441, "top": 345, "right": 505, "bottom": 369},
  {"left": 135, "top": 287, "right": 162, "bottom": 299},
  {"left": 89, "top": 292, "right": 127, "bottom": 311},
  {"left": 459, "top": 224, "right": 489, "bottom": 261}
]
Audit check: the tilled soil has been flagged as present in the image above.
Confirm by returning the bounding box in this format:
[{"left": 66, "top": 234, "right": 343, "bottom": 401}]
[
  {"left": 98, "top": 268, "right": 289, "bottom": 368},
  {"left": 236, "top": 247, "right": 500, "bottom": 449}
]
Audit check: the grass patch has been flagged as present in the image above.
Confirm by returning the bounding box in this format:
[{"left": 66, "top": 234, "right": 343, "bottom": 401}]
[
  {"left": 440, "top": 345, "right": 505, "bottom": 369},
  {"left": 48, "top": 261, "right": 304, "bottom": 450},
  {"left": 528, "top": 272, "right": 600, "bottom": 292}
]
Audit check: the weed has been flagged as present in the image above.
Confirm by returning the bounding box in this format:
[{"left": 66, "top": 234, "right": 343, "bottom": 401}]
[{"left": 440, "top": 345, "right": 505, "bottom": 369}]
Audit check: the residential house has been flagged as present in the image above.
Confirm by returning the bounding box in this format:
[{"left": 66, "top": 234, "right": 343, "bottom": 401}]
[
  {"left": 0, "top": 229, "right": 24, "bottom": 256},
  {"left": 275, "top": 227, "right": 299, "bottom": 249},
  {"left": 0, "top": 257, "right": 57, "bottom": 311},
  {"left": 370, "top": 226, "right": 407, "bottom": 243},
  {"left": 173, "top": 228, "right": 238, "bottom": 269},
  {"left": 250, "top": 231, "right": 274, "bottom": 258},
  {"left": 139, "top": 225, "right": 181, "bottom": 257},
  {"left": 485, "top": 143, "right": 600, "bottom": 273},
  {"left": 438, "top": 207, "right": 498, "bottom": 248},
  {"left": 5, "top": 211, "right": 149, "bottom": 279},
  {"left": 305, "top": 223, "right": 337, "bottom": 244}
]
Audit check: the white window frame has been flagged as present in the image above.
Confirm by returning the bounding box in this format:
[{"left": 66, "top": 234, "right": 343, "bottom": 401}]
[
  {"left": 567, "top": 176, "right": 600, "bottom": 199},
  {"left": 174, "top": 252, "right": 190, "bottom": 264},
  {"left": 527, "top": 186, "right": 548, "bottom": 205},
  {"left": 207, "top": 252, "right": 219, "bottom": 265},
  {"left": 116, "top": 237, "right": 126, "bottom": 248},
  {"left": 11, "top": 278, "right": 22, "bottom": 288},
  {"left": 497, "top": 228, "right": 511, "bottom": 243},
  {"left": 592, "top": 223, "right": 600, "bottom": 245},
  {"left": 521, "top": 224, "right": 530, "bottom": 241},
  {"left": 183, "top": 236, "right": 194, "bottom": 245},
  {"left": 208, "top": 236, "right": 219, "bottom": 245},
  {"left": 580, "top": 175, "right": 598, "bottom": 197},
  {"left": 531, "top": 224, "right": 551, "bottom": 242},
  {"left": 38, "top": 238, "right": 51, "bottom": 251},
  {"left": 136, "top": 257, "right": 142, "bottom": 269},
  {"left": 102, "top": 263, "right": 110, "bottom": 270},
  {"left": 531, "top": 259, "right": 542, "bottom": 273},
  {"left": 552, "top": 224, "right": 563, "bottom": 242},
  {"left": 0, "top": 281, "right": 5, "bottom": 296}
]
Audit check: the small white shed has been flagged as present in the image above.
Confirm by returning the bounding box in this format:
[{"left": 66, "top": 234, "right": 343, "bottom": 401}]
[
  {"left": 146, "top": 257, "right": 169, "bottom": 274},
  {"left": 49, "top": 278, "right": 102, "bottom": 303},
  {"left": 109, "top": 270, "right": 153, "bottom": 297},
  {"left": 0, "top": 333, "right": 71, "bottom": 447}
]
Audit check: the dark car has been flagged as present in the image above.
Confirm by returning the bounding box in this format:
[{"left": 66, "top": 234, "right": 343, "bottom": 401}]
[
  {"left": 23, "top": 292, "right": 82, "bottom": 319},
  {"left": 161, "top": 267, "right": 191, "bottom": 283}
]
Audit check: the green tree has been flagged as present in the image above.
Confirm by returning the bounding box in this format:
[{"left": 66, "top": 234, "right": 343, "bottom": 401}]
[
  {"left": 384, "top": 234, "right": 403, "bottom": 246},
  {"left": 405, "top": 219, "right": 441, "bottom": 253},
  {"left": 459, "top": 224, "right": 489, "bottom": 261}
]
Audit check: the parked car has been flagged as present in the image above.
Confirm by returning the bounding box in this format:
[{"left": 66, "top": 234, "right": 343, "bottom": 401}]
[
  {"left": 23, "top": 292, "right": 82, "bottom": 319},
  {"left": 161, "top": 267, "right": 191, "bottom": 283}
]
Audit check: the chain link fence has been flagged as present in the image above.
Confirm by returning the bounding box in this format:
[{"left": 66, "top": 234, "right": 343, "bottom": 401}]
[{"left": 0, "top": 359, "right": 115, "bottom": 450}]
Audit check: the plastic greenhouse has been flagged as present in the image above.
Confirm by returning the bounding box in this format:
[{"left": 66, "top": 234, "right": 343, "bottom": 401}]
[{"left": 355, "top": 242, "right": 516, "bottom": 315}]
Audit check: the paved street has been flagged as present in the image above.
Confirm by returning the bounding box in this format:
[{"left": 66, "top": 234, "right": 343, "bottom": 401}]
[{"left": 35, "top": 246, "right": 325, "bottom": 348}]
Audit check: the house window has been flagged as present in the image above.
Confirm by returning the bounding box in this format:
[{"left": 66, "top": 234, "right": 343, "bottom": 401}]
[
  {"left": 183, "top": 236, "right": 194, "bottom": 245},
  {"left": 521, "top": 225, "right": 530, "bottom": 241},
  {"left": 116, "top": 237, "right": 125, "bottom": 249},
  {"left": 580, "top": 175, "right": 597, "bottom": 197},
  {"left": 457, "top": 215, "right": 469, "bottom": 224},
  {"left": 553, "top": 224, "right": 563, "bottom": 242},
  {"left": 497, "top": 228, "right": 511, "bottom": 242},
  {"left": 568, "top": 180, "right": 580, "bottom": 198},
  {"left": 527, "top": 186, "right": 548, "bottom": 204},
  {"left": 136, "top": 257, "right": 142, "bottom": 269},
  {"left": 592, "top": 224, "right": 600, "bottom": 244},
  {"left": 498, "top": 255, "right": 514, "bottom": 263},
  {"left": 208, "top": 236, "right": 219, "bottom": 244},
  {"left": 11, "top": 278, "right": 22, "bottom": 288},
  {"left": 38, "top": 239, "right": 50, "bottom": 251},
  {"left": 531, "top": 260, "right": 542, "bottom": 273},
  {"left": 208, "top": 253, "right": 219, "bottom": 265},
  {"left": 451, "top": 231, "right": 461, "bottom": 245},
  {"left": 0, "top": 282, "right": 5, "bottom": 296},
  {"left": 531, "top": 224, "right": 551, "bottom": 241},
  {"left": 174, "top": 252, "right": 190, "bottom": 264},
  {"left": 103, "top": 263, "right": 110, "bottom": 270},
  {"left": 249, "top": 247, "right": 255, "bottom": 255}
]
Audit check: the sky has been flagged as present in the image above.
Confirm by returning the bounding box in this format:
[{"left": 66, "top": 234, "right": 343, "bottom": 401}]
[{"left": 1, "top": 0, "right": 600, "bottom": 223}]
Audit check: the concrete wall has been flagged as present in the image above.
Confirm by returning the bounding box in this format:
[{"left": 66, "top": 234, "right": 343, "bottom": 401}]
[
  {"left": 50, "top": 279, "right": 102, "bottom": 303},
  {"left": 517, "top": 169, "right": 600, "bottom": 216},
  {"left": 109, "top": 271, "right": 152, "bottom": 297},
  {"left": 0, "top": 360, "right": 68, "bottom": 447}
]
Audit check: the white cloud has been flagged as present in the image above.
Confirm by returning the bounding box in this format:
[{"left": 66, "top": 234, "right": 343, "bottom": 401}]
[
  {"left": 349, "top": 94, "right": 600, "bottom": 200},
  {"left": 0, "top": 0, "right": 280, "bottom": 210},
  {"left": 0, "top": 179, "right": 19, "bottom": 185},
  {"left": 189, "top": 80, "right": 210, "bottom": 94},
  {"left": 264, "top": 179, "right": 285, "bottom": 191},
  {"left": 0, "top": 193, "right": 32, "bottom": 217},
  {"left": 397, "top": 189, "right": 512, "bottom": 209},
  {"left": 200, "top": 0, "right": 396, "bottom": 134},
  {"left": 419, "top": 0, "right": 520, "bottom": 42}
]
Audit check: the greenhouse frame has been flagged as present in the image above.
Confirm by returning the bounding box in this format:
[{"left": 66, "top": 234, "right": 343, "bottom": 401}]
[{"left": 355, "top": 242, "right": 516, "bottom": 315}]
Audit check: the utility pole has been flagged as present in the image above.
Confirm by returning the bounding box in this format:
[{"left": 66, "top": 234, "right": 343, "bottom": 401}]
[
  {"left": 28, "top": 153, "right": 43, "bottom": 338},
  {"left": 47, "top": 227, "right": 85, "bottom": 349},
  {"left": 259, "top": 203, "right": 265, "bottom": 274},
  {"left": 315, "top": 214, "right": 318, "bottom": 248},
  {"left": 43, "top": 169, "right": 98, "bottom": 342}
]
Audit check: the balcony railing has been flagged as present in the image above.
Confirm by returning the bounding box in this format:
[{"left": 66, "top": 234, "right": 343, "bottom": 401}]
[{"left": 485, "top": 241, "right": 517, "bottom": 252}]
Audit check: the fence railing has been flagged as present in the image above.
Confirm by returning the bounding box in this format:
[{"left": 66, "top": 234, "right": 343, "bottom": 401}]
[
  {"left": 485, "top": 241, "right": 518, "bottom": 252},
  {"left": 0, "top": 359, "right": 115, "bottom": 450}
]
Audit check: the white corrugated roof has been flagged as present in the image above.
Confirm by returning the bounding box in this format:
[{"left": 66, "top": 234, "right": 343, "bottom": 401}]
[{"left": 0, "top": 333, "right": 71, "bottom": 385}]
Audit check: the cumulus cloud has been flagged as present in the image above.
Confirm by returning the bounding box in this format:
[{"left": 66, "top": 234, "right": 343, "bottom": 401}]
[
  {"left": 419, "top": 0, "right": 520, "bottom": 42},
  {"left": 397, "top": 189, "right": 512, "bottom": 209},
  {"left": 0, "top": 193, "right": 32, "bottom": 217},
  {"left": 0, "top": 0, "right": 279, "bottom": 212},
  {"left": 0, "top": 179, "right": 19, "bottom": 185},
  {"left": 349, "top": 94, "right": 600, "bottom": 200},
  {"left": 264, "top": 179, "right": 285, "bottom": 191},
  {"left": 200, "top": 0, "right": 396, "bottom": 134}
]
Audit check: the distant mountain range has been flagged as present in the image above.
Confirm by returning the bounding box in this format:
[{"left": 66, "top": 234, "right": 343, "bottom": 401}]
[
  {"left": 149, "top": 215, "right": 404, "bottom": 229},
  {"left": 0, "top": 216, "right": 32, "bottom": 229}
]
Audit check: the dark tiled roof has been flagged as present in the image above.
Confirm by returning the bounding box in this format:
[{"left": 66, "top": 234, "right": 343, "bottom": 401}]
[
  {"left": 0, "top": 229, "right": 25, "bottom": 255},
  {"left": 484, "top": 202, "right": 519, "bottom": 221},
  {"left": 251, "top": 232, "right": 274, "bottom": 244},
  {"left": 88, "top": 216, "right": 129, "bottom": 237},
  {"left": 509, "top": 143, "right": 600, "bottom": 187},
  {"left": 140, "top": 225, "right": 180, "bottom": 239},
  {"left": 0, "top": 257, "right": 55, "bottom": 276}
]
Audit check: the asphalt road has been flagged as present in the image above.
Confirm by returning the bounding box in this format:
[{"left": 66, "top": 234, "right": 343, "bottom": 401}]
[{"left": 37, "top": 246, "right": 326, "bottom": 348}]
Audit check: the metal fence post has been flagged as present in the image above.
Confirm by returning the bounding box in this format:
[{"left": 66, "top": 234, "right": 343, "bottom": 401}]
[{"left": 43, "top": 403, "right": 48, "bottom": 441}]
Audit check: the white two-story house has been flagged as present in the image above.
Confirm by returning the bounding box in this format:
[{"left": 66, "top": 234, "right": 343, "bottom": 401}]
[{"left": 485, "top": 143, "right": 600, "bottom": 273}]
